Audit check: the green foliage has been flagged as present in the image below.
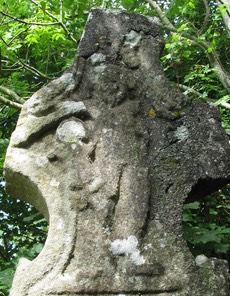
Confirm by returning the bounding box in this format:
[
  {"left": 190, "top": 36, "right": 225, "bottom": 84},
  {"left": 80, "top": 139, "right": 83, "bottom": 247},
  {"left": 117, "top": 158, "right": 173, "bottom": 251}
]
[
  {"left": 161, "top": 0, "right": 230, "bottom": 106},
  {"left": 183, "top": 64, "right": 225, "bottom": 99},
  {"left": 0, "top": 106, "right": 18, "bottom": 171},
  {"left": 220, "top": 105, "right": 230, "bottom": 137},
  {"left": 0, "top": 181, "right": 48, "bottom": 294},
  {"left": 183, "top": 186, "right": 230, "bottom": 259}
]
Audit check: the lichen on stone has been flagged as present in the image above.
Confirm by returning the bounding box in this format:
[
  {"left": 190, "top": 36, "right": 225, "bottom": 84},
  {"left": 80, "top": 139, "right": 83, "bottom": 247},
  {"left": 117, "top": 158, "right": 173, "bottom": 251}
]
[{"left": 110, "top": 235, "right": 145, "bottom": 266}]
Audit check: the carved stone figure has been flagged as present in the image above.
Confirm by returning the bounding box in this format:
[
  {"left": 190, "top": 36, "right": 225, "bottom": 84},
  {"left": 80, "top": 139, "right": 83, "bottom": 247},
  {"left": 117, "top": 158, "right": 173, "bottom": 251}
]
[{"left": 4, "top": 9, "right": 230, "bottom": 296}]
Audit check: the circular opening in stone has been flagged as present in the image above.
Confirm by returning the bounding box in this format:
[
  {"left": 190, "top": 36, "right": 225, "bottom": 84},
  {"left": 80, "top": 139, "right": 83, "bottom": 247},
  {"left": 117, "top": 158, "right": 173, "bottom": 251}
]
[
  {"left": 182, "top": 180, "right": 229, "bottom": 262},
  {"left": 56, "top": 119, "right": 86, "bottom": 144}
]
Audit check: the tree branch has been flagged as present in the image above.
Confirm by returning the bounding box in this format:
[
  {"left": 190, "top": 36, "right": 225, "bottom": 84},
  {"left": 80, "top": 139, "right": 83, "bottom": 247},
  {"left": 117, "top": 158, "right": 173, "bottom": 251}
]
[
  {"left": 0, "top": 95, "right": 22, "bottom": 109},
  {"left": 146, "top": 0, "right": 230, "bottom": 93},
  {"left": 60, "top": 0, "right": 63, "bottom": 22},
  {"left": 29, "top": 0, "right": 59, "bottom": 20},
  {"left": 178, "top": 84, "right": 203, "bottom": 97},
  {"left": 216, "top": 0, "right": 230, "bottom": 37},
  {"left": 0, "top": 86, "right": 25, "bottom": 104},
  {"left": 0, "top": 34, "right": 8, "bottom": 47},
  {"left": 0, "top": 10, "right": 59, "bottom": 26},
  {"left": 7, "top": 28, "right": 29, "bottom": 46},
  {"left": 146, "top": 0, "right": 177, "bottom": 32},
  {"left": 29, "top": 0, "right": 78, "bottom": 44},
  {"left": 220, "top": 102, "right": 230, "bottom": 109},
  {"left": 178, "top": 84, "right": 230, "bottom": 109},
  {"left": 1, "top": 33, "right": 53, "bottom": 80},
  {"left": 17, "top": 58, "right": 52, "bottom": 80},
  {"left": 198, "top": 0, "right": 211, "bottom": 35}
]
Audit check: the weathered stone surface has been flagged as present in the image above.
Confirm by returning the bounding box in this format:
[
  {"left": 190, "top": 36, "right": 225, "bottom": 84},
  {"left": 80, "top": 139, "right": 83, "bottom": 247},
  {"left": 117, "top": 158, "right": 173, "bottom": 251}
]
[{"left": 4, "top": 9, "right": 230, "bottom": 296}]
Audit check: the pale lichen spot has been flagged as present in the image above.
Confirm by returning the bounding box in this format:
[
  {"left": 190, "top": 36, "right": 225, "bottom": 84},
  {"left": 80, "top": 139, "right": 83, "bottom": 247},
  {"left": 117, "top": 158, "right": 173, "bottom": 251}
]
[
  {"left": 27, "top": 114, "right": 37, "bottom": 119},
  {"left": 36, "top": 156, "right": 48, "bottom": 167},
  {"left": 62, "top": 101, "right": 86, "bottom": 115},
  {"left": 160, "top": 243, "right": 166, "bottom": 248},
  {"left": 110, "top": 235, "right": 145, "bottom": 266},
  {"left": 89, "top": 53, "right": 106, "bottom": 66},
  {"left": 146, "top": 15, "right": 161, "bottom": 25},
  {"left": 58, "top": 273, "right": 73, "bottom": 281},
  {"left": 88, "top": 176, "right": 104, "bottom": 193},
  {"left": 195, "top": 254, "right": 208, "bottom": 266},
  {"left": 89, "top": 107, "right": 101, "bottom": 119},
  {"left": 8, "top": 149, "right": 28, "bottom": 163},
  {"left": 71, "top": 144, "right": 77, "bottom": 150},
  {"left": 130, "top": 249, "right": 145, "bottom": 265},
  {"left": 125, "top": 30, "right": 142, "bottom": 47},
  {"left": 50, "top": 179, "right": 60, "bottom": 187},
  {"left": 175, "top": 126, "right": 189, "bottom": 142},
  {"left": 15, "top": 125, "right": 28, "bottom": 141},
  {"left": 143, "top": 243, "right": 152, "bottom": 250}
]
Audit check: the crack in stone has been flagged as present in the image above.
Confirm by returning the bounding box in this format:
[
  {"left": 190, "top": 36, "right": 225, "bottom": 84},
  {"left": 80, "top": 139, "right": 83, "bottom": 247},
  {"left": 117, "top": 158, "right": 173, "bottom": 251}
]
[
  {"left": 61, "top": 216, "right": 78, "bottom": 274},
  {"left": 88, "top": 144, "right": 97, "bottom": 163},
  {"left": 104, "top": 165, "right": 126, "bottom": 231},
  {"left": 111, "top": 165, "right": 126, "bottom": 214}
]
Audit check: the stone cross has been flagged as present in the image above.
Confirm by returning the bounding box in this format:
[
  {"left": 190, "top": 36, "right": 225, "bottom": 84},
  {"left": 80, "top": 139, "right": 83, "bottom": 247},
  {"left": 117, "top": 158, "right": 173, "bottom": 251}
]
[{"left": 4, "top": 9, "right": 230, "bottom": 296}]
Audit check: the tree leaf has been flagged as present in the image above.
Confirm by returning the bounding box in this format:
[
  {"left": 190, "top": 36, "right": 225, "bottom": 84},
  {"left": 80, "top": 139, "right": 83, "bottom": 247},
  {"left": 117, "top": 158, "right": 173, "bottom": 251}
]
[{"left": 183, "top": 201, "right": 200, "bottom": 210}]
